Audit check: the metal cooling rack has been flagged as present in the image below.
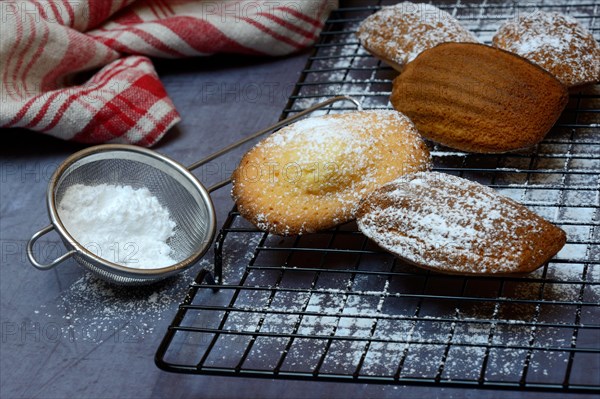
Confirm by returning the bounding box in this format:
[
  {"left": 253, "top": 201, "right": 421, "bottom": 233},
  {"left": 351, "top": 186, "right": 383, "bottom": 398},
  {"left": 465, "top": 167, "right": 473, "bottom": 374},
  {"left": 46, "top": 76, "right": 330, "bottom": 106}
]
[{"left": 156, "top": 0, "right": 600, "bottom": 393}]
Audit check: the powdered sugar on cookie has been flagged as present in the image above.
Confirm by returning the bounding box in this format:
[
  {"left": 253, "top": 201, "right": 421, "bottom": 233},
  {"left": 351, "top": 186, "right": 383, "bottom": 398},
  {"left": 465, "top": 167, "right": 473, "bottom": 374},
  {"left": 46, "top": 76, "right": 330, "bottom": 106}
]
[
  {"left": 357, "top": 2, "right": 478, "bottom": 71},
  {"left": 232, "top": 110, "right": 431, "bottom": 235},
  {"left": 357, "top": 172, "right": 566, "bottom": 274},
  {"left": 492, "top": 11, "right": 600, "bottom": 87}
]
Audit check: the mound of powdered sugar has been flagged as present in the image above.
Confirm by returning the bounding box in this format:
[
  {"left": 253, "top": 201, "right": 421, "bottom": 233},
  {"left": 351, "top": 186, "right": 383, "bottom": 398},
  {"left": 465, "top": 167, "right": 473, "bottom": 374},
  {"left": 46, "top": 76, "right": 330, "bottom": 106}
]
[{"left": 58, "top": 184, "right": 177, "bottom": 269}]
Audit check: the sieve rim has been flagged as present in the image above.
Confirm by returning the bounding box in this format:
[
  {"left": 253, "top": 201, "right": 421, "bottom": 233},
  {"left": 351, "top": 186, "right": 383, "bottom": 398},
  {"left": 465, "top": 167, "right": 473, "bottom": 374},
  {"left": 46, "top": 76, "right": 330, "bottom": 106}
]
[{"left": 46, "top": 144, "right": 217, "bottom": 279}]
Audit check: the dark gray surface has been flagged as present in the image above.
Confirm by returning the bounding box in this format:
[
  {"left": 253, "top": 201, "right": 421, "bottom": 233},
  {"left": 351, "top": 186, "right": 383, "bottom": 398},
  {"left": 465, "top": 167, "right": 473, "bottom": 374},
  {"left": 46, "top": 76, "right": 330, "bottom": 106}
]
[{"left": 0, "top": 53, "right": 589, "bottom": 399}]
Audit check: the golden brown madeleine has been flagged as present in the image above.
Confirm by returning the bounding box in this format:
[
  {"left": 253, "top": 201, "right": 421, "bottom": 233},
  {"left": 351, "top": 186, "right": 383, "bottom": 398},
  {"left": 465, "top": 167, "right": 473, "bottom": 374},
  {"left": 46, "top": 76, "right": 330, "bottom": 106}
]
[
  {"left": 357, "top": 172, "right": 567, "bottom": 275},
  {"left": 231, "top": 110, "right": 431, "bottom": 235},
  {"left": 357, "top": 2, "right": 478, "bottom": 72},
  {"left": 390, "top": 42, "right": 569, "bottom": 153},
  {"left": 493, "top": 11, "right": 600, "bottom": 88}
]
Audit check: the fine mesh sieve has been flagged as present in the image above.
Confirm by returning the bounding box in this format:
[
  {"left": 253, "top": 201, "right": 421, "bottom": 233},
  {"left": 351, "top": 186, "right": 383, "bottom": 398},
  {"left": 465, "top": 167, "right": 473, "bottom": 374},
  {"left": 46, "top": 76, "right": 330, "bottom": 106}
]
[{"left": 27, "top": 96, "right": 361, "bottom": 285}]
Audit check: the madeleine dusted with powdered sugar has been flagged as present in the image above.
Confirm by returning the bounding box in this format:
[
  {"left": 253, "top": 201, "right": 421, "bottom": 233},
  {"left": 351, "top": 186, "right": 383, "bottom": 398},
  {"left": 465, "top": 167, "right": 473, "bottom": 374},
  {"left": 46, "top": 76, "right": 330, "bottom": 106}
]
[
  {"left": 231, "top": 110, "right": 431, "bottom": 236},
  {"left": 493, "top": 11, "right": 600, "bottom": 87},
  {"left": 357, "top": 2, "right": 478, "bottom": 72},
  {"left": 357, "top": 172, "right": 566, "bottom": 275}
]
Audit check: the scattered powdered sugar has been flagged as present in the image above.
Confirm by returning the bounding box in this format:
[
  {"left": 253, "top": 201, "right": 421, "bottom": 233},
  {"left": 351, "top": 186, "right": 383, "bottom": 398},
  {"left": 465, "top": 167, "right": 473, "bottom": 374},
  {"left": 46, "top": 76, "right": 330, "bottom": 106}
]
[
  {"left": 35, "top": 232, "right": 265, "bottom": 344},
  {"left": 37, "top": 264, "right": 205, "bottom": 342},
  {"left": 58, "top": 184, "right": 177, "bottom": 269},
  {"left": 513, "top": 34, "right": 566, "bottom": 54},
  {"left": 194, "top": 271, "right": 596, "bottom": 379},
  {"left": 220, "top": 232, "right": 265, "bottom": 283},
  {"left": 261, "top": 115, "right": 376, "bottom": 166}
]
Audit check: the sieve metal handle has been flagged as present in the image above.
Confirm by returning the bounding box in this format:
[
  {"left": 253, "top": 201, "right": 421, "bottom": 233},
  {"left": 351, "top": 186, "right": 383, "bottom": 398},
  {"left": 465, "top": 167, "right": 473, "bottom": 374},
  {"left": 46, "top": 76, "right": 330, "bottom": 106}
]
[
  {"left": 27, "top": 225, "right": 76, "bottom": 270},
  {"left": 187, "top": 95, "right": 363, "bottom": 193}
]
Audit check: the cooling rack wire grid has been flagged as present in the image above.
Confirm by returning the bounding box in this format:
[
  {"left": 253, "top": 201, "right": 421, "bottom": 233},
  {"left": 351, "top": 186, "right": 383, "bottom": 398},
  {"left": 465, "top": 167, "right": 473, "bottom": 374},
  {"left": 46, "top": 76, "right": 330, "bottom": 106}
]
[{"left": 156, "top": 0, "right": 600, "bottom": 393}]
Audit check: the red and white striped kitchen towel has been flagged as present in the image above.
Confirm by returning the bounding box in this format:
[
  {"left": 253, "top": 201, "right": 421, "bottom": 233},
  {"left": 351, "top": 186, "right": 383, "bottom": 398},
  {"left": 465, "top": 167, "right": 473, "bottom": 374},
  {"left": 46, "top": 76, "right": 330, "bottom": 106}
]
[{"left": 0, "top": 0, "right": 337, "bottom": 146}]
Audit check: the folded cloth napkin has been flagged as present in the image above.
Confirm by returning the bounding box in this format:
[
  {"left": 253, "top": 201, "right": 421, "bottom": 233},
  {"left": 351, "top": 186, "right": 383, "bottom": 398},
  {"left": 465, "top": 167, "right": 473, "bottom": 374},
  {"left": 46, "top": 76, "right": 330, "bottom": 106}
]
[{"left": 0, "top": 0, "right": 337, "bottom": 146}]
